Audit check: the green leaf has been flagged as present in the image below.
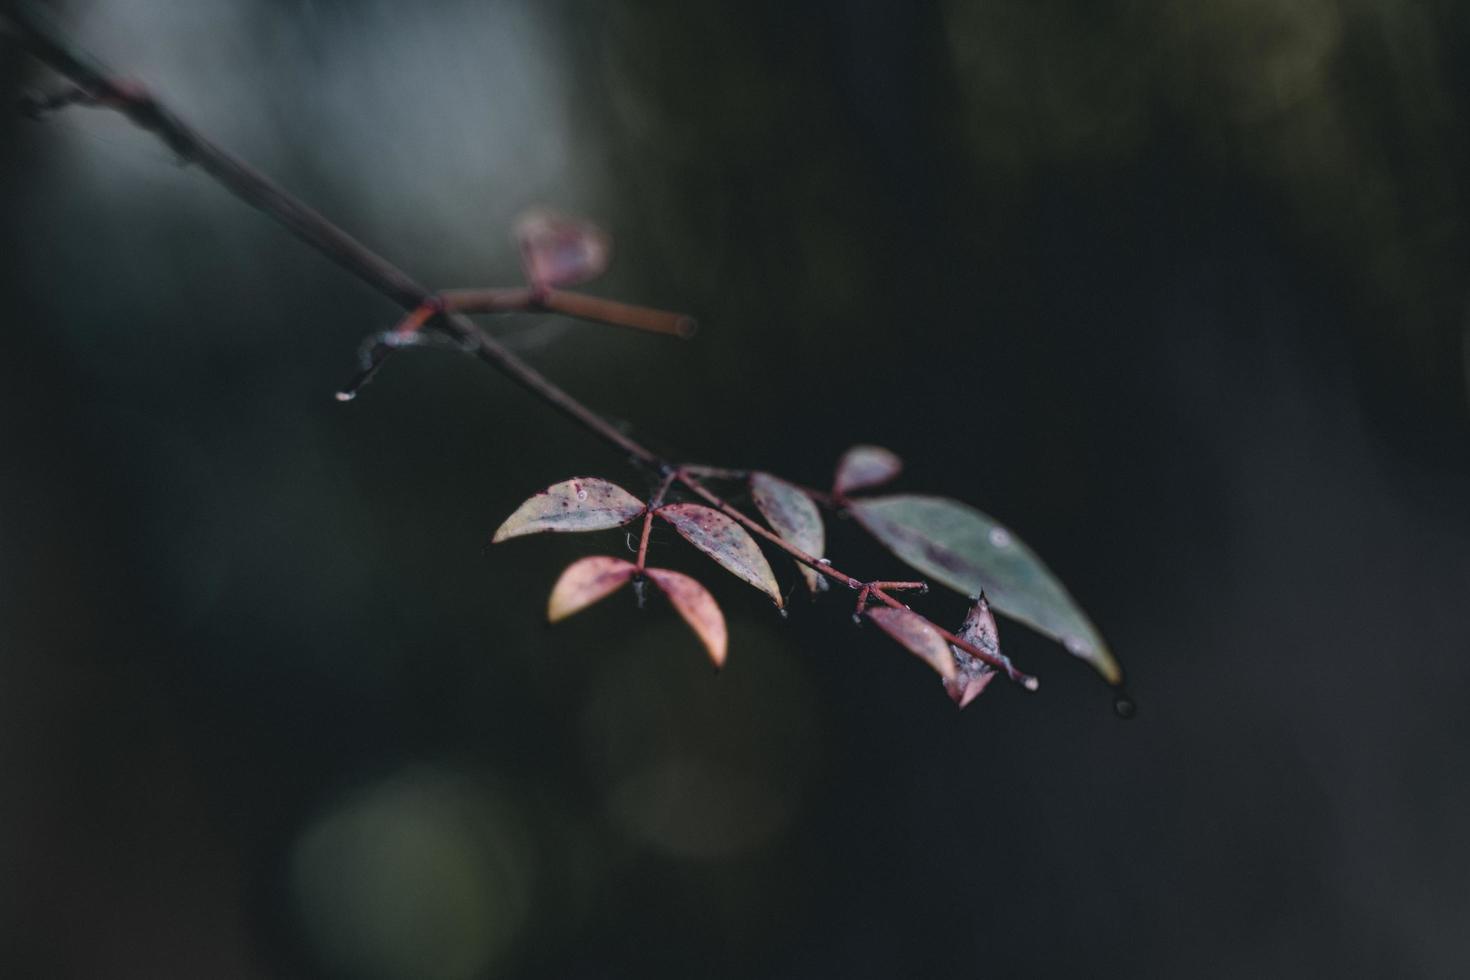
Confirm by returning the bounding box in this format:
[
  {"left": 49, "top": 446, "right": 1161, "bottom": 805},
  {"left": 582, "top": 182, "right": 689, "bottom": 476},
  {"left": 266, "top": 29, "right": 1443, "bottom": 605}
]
[{"left": 849, "top": 495, "right": 1120, "bottom": 684}]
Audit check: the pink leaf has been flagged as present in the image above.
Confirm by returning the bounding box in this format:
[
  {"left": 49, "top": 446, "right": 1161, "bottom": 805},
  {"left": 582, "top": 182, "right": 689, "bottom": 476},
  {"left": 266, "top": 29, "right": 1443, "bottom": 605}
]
[
  {"left": 492, "top": 477, "right": 646, "bottom": 542},
  {"left": 655, "top": 503, "right": 783, "bottom": 608},
  {"left": 547, "top": 556, "right": 638, "bottom": 622},
  {"left": 833, "top": 445, "right": 903, "bottom": 497},
  {"left": 749, "top": 472, "right": 827, "bottom": 594},
  {"left": 946, "top": 594, "right": 1005, "bottom": 708},
  {"left": 645, "top": 567, "right": 728, "bottom": 668},
  {"left": 865, "top": 606, "right": 958, "bottom": 681},
  {"left": 515, "top": 209, "right": 611, "bottom": 290}
]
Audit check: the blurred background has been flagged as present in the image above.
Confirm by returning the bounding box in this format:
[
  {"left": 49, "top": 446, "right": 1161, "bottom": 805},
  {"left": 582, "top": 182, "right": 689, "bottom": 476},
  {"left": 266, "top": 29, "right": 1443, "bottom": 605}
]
[{"left": 3, "top": 1, "right": 1469, "bottom": 977}]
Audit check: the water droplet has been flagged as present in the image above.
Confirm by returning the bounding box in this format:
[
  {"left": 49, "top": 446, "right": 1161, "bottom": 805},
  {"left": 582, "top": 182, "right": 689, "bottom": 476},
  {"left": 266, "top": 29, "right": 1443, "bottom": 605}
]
[
  {"left": 576, "top": 489, "right": 589, "bottom": 501},
  {"left": 334, "top": 391, "right": 356, "bottom": 402},
  {"left": 1022, "top": 676, "right": 1040, "bottom": 692},
  {"left": 777, "top": 608, "right": 789, "bottom": 620},
  {"left": 817, "top": 558, "right": 832, "bottom": 565},
  {"left": 988, "top": 527, "right": 1011, "bottom": 548},
  {"left": 1064, "top": 635, "right": 1088, "bottom": 656},
  {"left": 1113, "top": 692, "right": 1137, "bottom": 719}
]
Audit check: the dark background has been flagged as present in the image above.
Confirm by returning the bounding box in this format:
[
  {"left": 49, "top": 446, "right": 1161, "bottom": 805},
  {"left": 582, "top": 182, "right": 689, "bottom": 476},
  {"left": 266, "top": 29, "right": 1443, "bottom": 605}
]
[{"left": 3, "top": 1, "right": 1469, "bottom": 977}]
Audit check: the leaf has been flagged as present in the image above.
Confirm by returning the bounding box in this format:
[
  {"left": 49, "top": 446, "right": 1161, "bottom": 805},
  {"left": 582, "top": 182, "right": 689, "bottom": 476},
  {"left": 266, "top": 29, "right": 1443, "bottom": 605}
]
[
  {"left": 515, "top": 209, "right": 610, "bottom": 290},
  {"left": 833, "top": 444, "right": 903, "bottom": 497},
  {"left": 946, "top": 595, "right": 1005, "bottom": 708},
  {"left": 655, "top": 503, "right": 783, "bottom": 608},
  {"left": 865, "top": 606, "right": 958, "bottom": 681},
  {"left": 749, "top": 472, "right": 827, "bottom": 594},
  {"left": 547, "top": 556, "right": 638, "bottom": 622},
  {"left": 645, "top": 567, "right": 728, "bottom": 668},
  {"left": 850, "top": 495, "right": 1120, "bottom": 684},
  {"left": 493, "top": 477, "right": 645, "bottom": 542}
]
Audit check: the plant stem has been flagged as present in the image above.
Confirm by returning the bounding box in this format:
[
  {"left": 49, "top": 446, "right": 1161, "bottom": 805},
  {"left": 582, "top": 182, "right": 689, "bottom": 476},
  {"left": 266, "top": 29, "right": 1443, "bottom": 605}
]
[
  {"left": 635, "top": 471, "right": 677, "bottom": 572},
  {"left": 5, "top": 2, "right": 1034, "bottom": 690}
]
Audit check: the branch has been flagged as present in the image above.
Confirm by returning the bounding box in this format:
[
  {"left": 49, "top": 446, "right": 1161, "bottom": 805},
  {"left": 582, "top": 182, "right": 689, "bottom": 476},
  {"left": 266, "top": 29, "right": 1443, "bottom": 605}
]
[{"left": 6, "top": 1, "right": 1037, "bottom": 690}]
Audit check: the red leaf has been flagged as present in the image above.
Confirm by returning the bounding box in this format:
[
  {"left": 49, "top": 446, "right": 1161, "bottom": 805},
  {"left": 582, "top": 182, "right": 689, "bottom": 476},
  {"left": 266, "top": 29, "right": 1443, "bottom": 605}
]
[
  {"left": 493, "top": 477, "right": 645, "bottom": 542},
  {"left": 749, "top": 472, "right": 827, "bottom": 594},
  {"left": 645, "top": 567, "right": 728, "bottom": 668},
  {"left": 946, "top": 595, "right": 1005, "bottom": 708},
  {"left": 833, "top": 445, "right": 903, "bottom": 497},
  {"left": 865, "top": 606, "right": 958, "bottom": 680},
  {"left": 547, "top": 556, "right": 638, "bottom": 622},
  {"left": 515, "top": 209, "right": 610, "bottom": 290},
  {"left": 655, "top": 503, "right": 783, "bottom": 608}
]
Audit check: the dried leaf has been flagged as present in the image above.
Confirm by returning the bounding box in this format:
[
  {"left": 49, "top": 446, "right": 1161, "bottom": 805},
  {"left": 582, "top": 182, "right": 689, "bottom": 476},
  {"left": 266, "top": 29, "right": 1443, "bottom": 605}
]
[
  {"left": 645, "top": 567, "right": 728, "bottom": 668},
  {"left": 493, "top": 477, "right": 646, "bottom": 542},
  {"left": 850, "top": 495, "right": 1120, "bottom": 684},
  {"left": 946, "top": 595, "right": 1006, "bottom": 708},
  {"left": 749, "top": 472, "right": 827, "bottom": 594},
  {"left": 515, "top": 209, "right": 610, "bottom": 290},
  {"left": 655, "top": 503, "right": 783, "bottom": 608},
  {"left": 547, "top": 556, "right": 638, "bottom": 622},
  {"left": 833, "top": 444, "right": 903, "bottom": 497},
  {"left": 865, "top": 606, "right": 958, "bottom": 680}
]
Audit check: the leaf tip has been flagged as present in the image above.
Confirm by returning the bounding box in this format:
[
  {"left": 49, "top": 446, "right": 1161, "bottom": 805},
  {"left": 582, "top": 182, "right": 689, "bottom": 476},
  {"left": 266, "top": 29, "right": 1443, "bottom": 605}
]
[{"left": 645, "top": 567, "right": 728, "bottom": 669}]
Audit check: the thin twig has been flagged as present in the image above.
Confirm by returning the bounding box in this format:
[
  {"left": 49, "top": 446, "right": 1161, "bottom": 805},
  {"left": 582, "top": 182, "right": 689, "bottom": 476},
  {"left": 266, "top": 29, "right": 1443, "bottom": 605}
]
[{"left": 5, "top": 1, "right": 1035, "bottom": 690}]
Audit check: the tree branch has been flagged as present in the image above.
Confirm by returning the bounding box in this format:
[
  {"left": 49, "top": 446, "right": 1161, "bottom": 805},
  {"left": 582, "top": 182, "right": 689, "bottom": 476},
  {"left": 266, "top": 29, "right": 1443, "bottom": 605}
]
[{"left": 5, "top": 1, "right": 1036, "bottom": 690}]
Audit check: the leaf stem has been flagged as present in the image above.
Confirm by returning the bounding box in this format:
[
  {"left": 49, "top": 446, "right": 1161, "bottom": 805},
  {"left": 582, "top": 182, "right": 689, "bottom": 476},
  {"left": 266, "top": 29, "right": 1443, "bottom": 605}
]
[{"left": 635, "top": 471, "right": 677, "bottom": 572}]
